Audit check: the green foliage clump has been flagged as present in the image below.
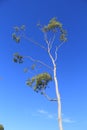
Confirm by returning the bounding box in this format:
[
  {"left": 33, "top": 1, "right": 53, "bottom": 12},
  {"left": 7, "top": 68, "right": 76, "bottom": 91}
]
[
  {"left": 60, "top": 29, "right": 67, "bottom": 42},
  {"left": 0, "top": 124, "right": 4, "bottom": 130},
  {"left": 12, "top": 33, "right": 20, "bottom": 43},
  {"left": 48, "top": 18, "right": 62, "bottom": 30},
  {"left": 42, "top": 17, "right": 62, "bottom": 32},
  {"left": 12, "top": 25, "right": 26, "bottom": 43},
  {"left": 42, "top": 17, "right": 67, "bottom": 42},
  {"left": 13, "top": 53, "right": 23, "bottom": 63},
  {"left": 26, "top": 73, "right": 52, "bottom": 93}
]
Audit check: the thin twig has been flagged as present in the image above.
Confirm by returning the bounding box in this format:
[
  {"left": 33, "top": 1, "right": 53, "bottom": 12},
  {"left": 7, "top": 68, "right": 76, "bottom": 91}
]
[
  {"left": 44, "top": 33, "right": 49, "bottom": 45},
  {"left": 44, "top": 33, "right": 55, "bottom": 66},
  {"left": 57, "top": 42, "right": 65, "bottom": 50},
  {"left": 23, "top": 34, "right": 47, "bottom": 51},
  {"left": 23, "top": 55, "right": 53, "bottom": 71},
  {"left": 54, "top": 46, "right": 58, "bottom": 62},
  {"left": 49, "top": 34, "right": 56, "bottom": 50},
  {"left": 54, "top": 42, "right": 65, "bottom": 62},
  {"left": 42, "top": 91, "right": 57, "bottom": 101}
]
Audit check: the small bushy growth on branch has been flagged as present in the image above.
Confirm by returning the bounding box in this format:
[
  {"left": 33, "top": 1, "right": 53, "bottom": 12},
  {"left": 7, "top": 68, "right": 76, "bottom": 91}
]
[
  {"left": 26, "top": 73, "right": 52, "bottom": 93},
  {"left": 13, "top": 53, "right": 23, "bottom": 63}
]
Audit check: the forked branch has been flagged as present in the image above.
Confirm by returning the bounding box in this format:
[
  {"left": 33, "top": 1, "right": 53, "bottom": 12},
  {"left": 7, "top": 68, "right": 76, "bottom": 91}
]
[
  {"left": 49, "top": 34, "right": 56, "bottom": 50},
  {"left": 54, "top": 42, "right": 65, "bottom": 62},
  {"left": 41, "top": 91, "right": 57, "bottom": 101}
]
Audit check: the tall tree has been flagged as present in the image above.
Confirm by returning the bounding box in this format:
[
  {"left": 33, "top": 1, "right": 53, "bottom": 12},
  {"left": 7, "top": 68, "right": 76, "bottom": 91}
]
[{"left": 12, "top": 18, "right": 67, "bottom": 130}]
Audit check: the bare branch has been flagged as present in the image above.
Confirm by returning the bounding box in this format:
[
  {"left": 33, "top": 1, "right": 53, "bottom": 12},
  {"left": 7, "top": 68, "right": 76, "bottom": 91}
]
[
  {"left": 54, "top": 42, "right": 65, "bottom": 62},
  {"left": 23, "top": 55, "right": 53, "bottom": 71},
  {"left": 49, "top": 34, "right": 56, "bottom": 50},
  {"left": 23, "top": 34, "right": 47, "bottom": 51},
  {"left": 44, "top": 33, "right": 55, "bottom": 66},
  {"left": 44, "top": 31, "right": 65, "bottom": 63},
  {"left": 57, "top": 42, "right": 65, "bottom": 50},
  {"left": 41, "top": 91, "right": 57, "bottom": 101},
  {"left": 44, "top": 32, "right": 50, "bottom": 45},
  {"left": 54, "top": 46, "right": 58, "bottom": 62}
]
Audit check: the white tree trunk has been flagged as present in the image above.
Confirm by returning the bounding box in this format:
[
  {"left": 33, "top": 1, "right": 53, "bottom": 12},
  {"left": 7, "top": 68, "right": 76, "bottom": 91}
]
[
  {"left": 53, "top": 64, "right": 63, "bottom": 130},
  {"left": 47, "top": 46, "right": 63, "bottom": 130}
]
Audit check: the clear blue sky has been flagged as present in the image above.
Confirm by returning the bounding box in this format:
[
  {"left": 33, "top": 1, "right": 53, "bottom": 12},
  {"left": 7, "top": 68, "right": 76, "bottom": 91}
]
[{"left": 0, "top": 0, "right": 87, "bottom": 130}]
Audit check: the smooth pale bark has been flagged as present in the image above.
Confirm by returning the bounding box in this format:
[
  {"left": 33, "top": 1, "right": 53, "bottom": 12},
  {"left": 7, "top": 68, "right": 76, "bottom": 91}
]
[
  {"left": 48, "top": 44, "right": 63, "bottom": 130},
  {"left": 54, "top": 65, "right": 63, "bottom": 130}
]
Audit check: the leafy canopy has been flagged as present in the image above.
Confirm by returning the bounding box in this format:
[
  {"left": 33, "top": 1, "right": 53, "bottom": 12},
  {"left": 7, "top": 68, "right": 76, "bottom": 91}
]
[
  {"left": 42, "top": 17, "right": 62, "bottom": 32},
  {"left": 42, "top": 17, "right": 67, "bottom": 42},
  {"left": 12, "top": 18, "right": 67, "bottom": 44}
]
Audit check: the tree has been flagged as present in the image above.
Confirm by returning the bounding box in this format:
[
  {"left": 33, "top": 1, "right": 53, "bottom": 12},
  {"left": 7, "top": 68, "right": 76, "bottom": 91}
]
[
  {"left": 12, "top": 17, "right": 67, "bottom": 130},
  {"left": 0, "top": 124, "right": 4, "bottom": 130}
]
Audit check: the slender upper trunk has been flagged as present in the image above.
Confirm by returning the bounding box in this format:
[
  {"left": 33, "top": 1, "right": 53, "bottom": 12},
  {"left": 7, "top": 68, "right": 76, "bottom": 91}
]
[
  {"left": 53, "top": 64, "right": 63, "bottom": 130},
  {"left": 48, "top": 47, "right": 63, "bottom": 130}
]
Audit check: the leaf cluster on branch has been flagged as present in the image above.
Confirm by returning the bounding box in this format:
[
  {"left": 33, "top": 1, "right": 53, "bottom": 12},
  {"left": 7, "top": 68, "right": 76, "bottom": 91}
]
[
  {"left": 12, "top": 25, "right": 26, "bottom": 43},
  {"left": 42, "top": 17, "right": 62, "bottom": 32},
  {"left": 13, "top": 53, "right": 23, "bottom": 63},
  {"left": 41, "top": 17, "right": 67, "bottom": 42},
  {"left": 26, "top": 73, "right": 52, "bottom": 93}
]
